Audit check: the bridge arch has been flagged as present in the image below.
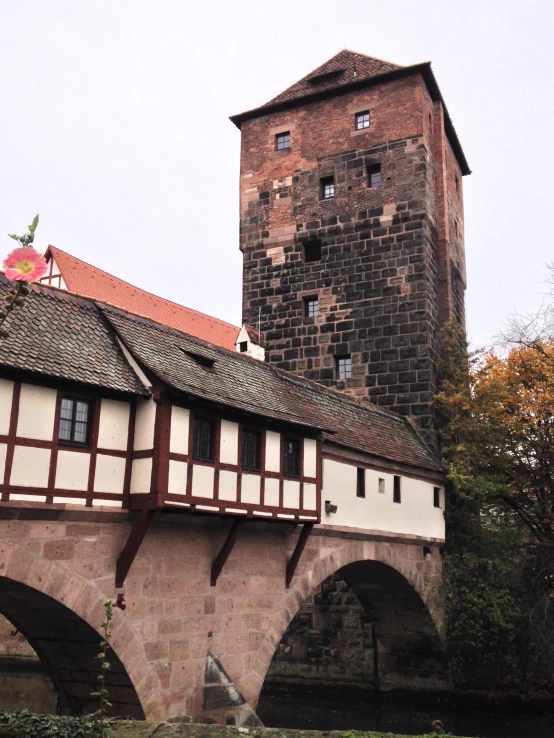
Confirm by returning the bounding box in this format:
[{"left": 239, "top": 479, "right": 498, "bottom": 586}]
[{"left": 0, "top": 556, "right": 148, "bottom": 719}]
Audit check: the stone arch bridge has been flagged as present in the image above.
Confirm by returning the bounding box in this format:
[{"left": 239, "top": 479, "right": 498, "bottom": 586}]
[{"left": 0, "top": 508, "right": 444, "bottom": 724}]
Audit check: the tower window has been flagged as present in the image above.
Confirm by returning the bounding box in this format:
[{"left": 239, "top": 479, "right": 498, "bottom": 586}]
[
  {"left": 303, "top": 241, "right": 322, "bottom": 263},
  {"left": 58, "top": 396, "right": 92, "bottom": 446},
  {"left": 393, "top": 475, "right": 402, "bottom": 503},
  {"left": 242, "top": 428, "right": 261, "bottom": 470},
  {"left": 283, "top": 437, "right": 300, "bottom": 477},
  {"left": 321, "top": 176, "right": 335, "bottom": 199},
  {"left": 356, "top": 468, "right": 365, "bottom": 498},
  {"left": 193, "top": 417, "right": 214, "bottom": 461},
  {"left": 455, "top": 175, "right": 460, "bottom": 193},
  {"left": 276, "top": 132, "right": 290, "bottom": 151},
  {"left": 434, "top": 487, "right": 441, "bottom": 508},
  {"left": 336, "top": 355, "right": 352, "bottom": 380},
  {"left": 368, "top": 164, "right": 381, "bottom": 188},
  {"left": 355, "top": 111, "right": 370, "bottom": 130},
  {"left": 304, "top": 296, "right": 319, "bottom": 318}
]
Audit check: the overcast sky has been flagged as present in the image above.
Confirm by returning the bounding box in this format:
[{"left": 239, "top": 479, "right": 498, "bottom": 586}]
[{"left": 1, "top": 0, "right": 553, "bottom": 349}]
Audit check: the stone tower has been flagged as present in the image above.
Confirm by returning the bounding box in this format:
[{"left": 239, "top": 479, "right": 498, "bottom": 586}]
[{"left": 231, "top": 50, "right": 469, "bottom": 448}]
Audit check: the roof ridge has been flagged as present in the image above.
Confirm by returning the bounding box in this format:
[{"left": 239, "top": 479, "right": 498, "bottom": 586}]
[{"left": 46, "top": 245, "right": 240, "bottom": 332}]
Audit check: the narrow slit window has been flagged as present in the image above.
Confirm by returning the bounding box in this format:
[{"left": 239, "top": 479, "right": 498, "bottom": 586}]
[
  {"left": 368, "top": 164, "right": 382, "bottom": 188},
  {"left": 356, "top": 468, "right": 365, "bottom": 498},
  {"left": 242, "top": 428, "right": 261, "bottom": 470},
  {"left": 434, "top": 487, "right": 441, "bottom": 508},
  {"left": 304, "top": 296, "right": 319, "bottom": 318},
  {"left": 193, "top": 417, "right": 214, "bottom": 461},
  {"left": 283, "top": 437, "right": 300, "bottom": 477},
  {"left": 355, "top": 111, "right": 370, "bottom": 130},
  {"left": 58, "top": 397, "right": 92, "bottom": 446},
  {"left": 276, "top": 132, "right": 290, "bottom": 151},
  {"left": 321, "top": 176, "right": 335, "bottom": 199},
  {"left": 303, "top": 241, "right": 322, "bottom": 263},
  {"left": 336, "top": 355, "right": 352, "bottom": 380},
  {"left": 378, "top": 478, "right": 385, "bottom": 494},
  {"left": 393, "top": 475, "right": 402, "bottom": 503}
]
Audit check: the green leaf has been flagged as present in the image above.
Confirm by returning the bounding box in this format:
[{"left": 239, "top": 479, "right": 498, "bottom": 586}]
[
  {"left": 28, "top": 214, "right": 39, "bottom": 234},
  {"left": 8, "top": 234, "right": 19, "bottom": 240}
]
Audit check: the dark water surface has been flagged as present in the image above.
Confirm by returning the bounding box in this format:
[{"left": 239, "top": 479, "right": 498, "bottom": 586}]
[{"left": 257, "top": 684, "right": 554, "bottom": 738}]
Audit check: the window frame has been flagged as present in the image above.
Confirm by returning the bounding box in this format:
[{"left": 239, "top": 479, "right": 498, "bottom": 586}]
[
  {"left": 356, "top": 468, "right": 366, "bottom": 498},
  {"left": 433, "top": 487, "right": 441, "bottom": 508},
  {"left": 321, "top": 176, "right": 335, "bottom": 200},
  {"left": 192, "top": 415, "right": 215, "bottom": 462},
  {"left": 304, "top": 295, "right": 319, "bottom": 318},
  {"left": 58, "top": 395, "right": 94, "bottom": 448},
  {"left": 393, "top": 475, "right": 402, "bottom": 504},
  {"left": 283, "top": 436, "right": 301, "bottom": 478},
  {"left": 336, "top": 355, "right": 352, "bottom": 380},
  {"left": 367, "top": 163, "right": 382, "bottom": 188},
  {"left": 355, "top": 110, "right": 370, "bottom": 130},
  {"left": 275, "top": 131, "right": 291, "bottom": 151},
  {"left": 241, "top": 427, "right": 262, "bottom": 471}
]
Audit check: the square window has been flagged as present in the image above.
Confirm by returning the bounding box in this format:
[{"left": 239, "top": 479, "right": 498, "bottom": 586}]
[
  {"left": 283, "top": 437, "right": 300, "bottom": 477},
  {"left": 276, "top": 132, "right": 290, "bottom": 151},
  {"left": 242, "top": 428, "right": 261, "bottom": 470},
  {"left": 393, "top": 475, "right": 402, "bottom": 503},
  {"left": 303, "top": 241, "right": 322, "bottom": 263},
  {"left": 356, "top": 468, "right": 365, "bottom": 498},
  {"left": 239, "top": 341, "right": 248, "bottom": 353},
  {"left": 368, "top": 164, "right": 381, "bottom": 188},
  {"left": 321, "top": 176, "right": 335, "bottom": 199},
  {"left": 193, "top": 417, "right": 214, "bottom": 461},
  {"left": 356, "top": 111, "right": 370, "bottom": 130},
  {"left": 336, "top": 355, "right": 352, "bottom": 380},
  {"left": 378, "top": 477, "right": 385, "bottom": 494},
  {"left": 434, "top": 487, "right": 441, "bottom": 508},
  {"left": 304, "top": 296, "right": 319, "bottom": 318},
  {"left": 58, "top": 396, "right": 93, "bottom": 446}
]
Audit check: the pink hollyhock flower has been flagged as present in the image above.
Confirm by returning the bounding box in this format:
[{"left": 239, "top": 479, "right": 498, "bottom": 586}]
[
  {"left": 115, "top": 593, "right": 127, "bottom": 610},
  {"left": 3, "top": 247, "right": 48, "bottom": 282}
]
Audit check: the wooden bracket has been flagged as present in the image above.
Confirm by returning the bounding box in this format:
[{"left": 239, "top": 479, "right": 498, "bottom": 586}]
[
  {"left": 211, "top": 518, "right": 245, "bottom": 586},
  {"left": 286, "top": 522, "right": 314, "bottom": 588},
  {"left": 115, "top": 509, "right": 155, "bottom": 588}
]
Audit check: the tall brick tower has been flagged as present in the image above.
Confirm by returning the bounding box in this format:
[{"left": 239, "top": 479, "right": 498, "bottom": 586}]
[{"left": 231, "top": 50, "right": 470, "bottom": 448}]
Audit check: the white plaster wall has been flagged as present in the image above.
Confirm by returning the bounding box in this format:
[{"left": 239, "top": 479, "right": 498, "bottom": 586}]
[
  {"left": 219, "top": 420, "right": 239, "bottom": 465},
  {"left": 130, "top": 457, "right": 152, "bottom": 494},
  {"left": 168, "top": 459, "right": 187, "bottom": 495},
  {"left": 264, "top": 477, "right": 279, "bottom": 507},
  {"left": 55, "top": 450, "right": 90, "bottom": 491},
  {"left": 94, "top": 454, "right": 126, "bottom": 494},
  {"left": 219, "top": 470, "right": 237, "bottom": 501},
  {"left": 0, "top": 380, "right": 14, "bottom": 435},
  {"left": 283, "top": 480, "right": 300, "bottom": 509},
  {"left": 0, "top": 443, "right": 6, "bottom": 479},
  {"left": 304, "top": 439, "right": 317, "bottom": 478},
  {"left": 17, "top": 384, "right": 57, "bottom": 441},
  {"left": 170, "top": 406, "right": 190, "bottom": 455},
  {"left": 241, "top": 473, "right": 260, "bottom": 504},
  {"left": 304, "top": 482, "right": 317, "bottom": 510},
  {"left": 191, "top": 464, "right": 215, "bottom": 498},
  {"left": 53, "top": 496, "right": 86, "bottom": 505},
  {"left": 10, "top": 446, "right": 50, "bottom": 487},
  {"left": 97, "top": 399, "right": 130, "bottom": 450},
  {"left": 134, "top": 398, "right": 156, "bottom": 450},
  {"left": 10, "top": 493, "right": 47, "bottom": 502},
  {"left": 265, "top": 431, "right": 280, "bottom": 472},
  {"left": 92, "top": 498, "right": 122, "bottom": 507},
  {"left": 321, "top": 459, "right": 445, "bottom": 540}
]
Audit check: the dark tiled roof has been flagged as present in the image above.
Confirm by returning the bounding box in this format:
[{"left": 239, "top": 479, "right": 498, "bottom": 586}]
[
  {"left": 266, "top": 50, "right": 401, "bottom": 106},
  {"left": 0, "top": 274, "right": 148, "bottom": 395},
  {"left": 100, "top": 305, "right": 441, "bottom": 472},
  {"left": 243, "top": 323, "right": 267, "bottom": 348}
]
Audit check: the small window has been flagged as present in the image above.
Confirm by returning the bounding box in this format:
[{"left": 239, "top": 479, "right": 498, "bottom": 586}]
[
  {"left": 356, "top": 468, "right": 365, "bottom": 498},
  {"left": 336, "top": 355, "right": 352, "bottom": 380},
  {"left": 355, "top": 111, "right": 370, "bottom": 130},
  {"left": 242, "top": 428, "right": 261, "bottom": 470},
  {"left": 368, "top": 164, "right": 381, "bottom": 188},
  {"left": 393, "top": 475, "right": 401, "bottom": 503},
  {"left": 321, "top": 176, "right": 335, "bottom": 199},
  {"left": 454, "top": 220, "right": 459, "bottom": 237},
  {"left": 58, "top": 397, "right": 92, "bottom": 446},
  {"left": 303, "top": 241, "right": 322, "bottom": 263},
  {"left": 378, "top": 478, "right": 385, "bottom": 494},
  {"left": 304, "top": 296, "right": 319, "bottom": 318},
  {"left": 423, "top": 546, "right": 433, "bottom": 557},
  {"left": 283, "top": 437, "right": 300, "bottom": 477},
  {"left": 193, "top": 417, "right": 214, "bottom": 461},
  {"left": 239, "top": 341, "right": 248, "bottom": 353},
  {"left": 276, "top": 132, "right": 290, "bottom": 151},
  {"left": 455, "top": 175, "right": 460, "bottom": 193},
  {"left": 434, "top": 487, "right": 441, "bottom": 508}
]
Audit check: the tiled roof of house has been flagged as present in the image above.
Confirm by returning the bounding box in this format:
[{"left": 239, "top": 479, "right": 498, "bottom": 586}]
[
  {"left": 45, "top": 246, "right": 240, "bottom": 351},
  {"left": 0, "top": 274, "right": 148, "bottom": 396}
]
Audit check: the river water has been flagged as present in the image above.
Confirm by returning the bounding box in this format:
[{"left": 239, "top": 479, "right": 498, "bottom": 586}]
[{"left": 257, "top": 684, "right": 554, "bottom": 738}]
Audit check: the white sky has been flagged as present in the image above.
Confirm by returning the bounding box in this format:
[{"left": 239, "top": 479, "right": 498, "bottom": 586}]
[{"left": 1, "top": 0, "right": 553, "bottom": 349}]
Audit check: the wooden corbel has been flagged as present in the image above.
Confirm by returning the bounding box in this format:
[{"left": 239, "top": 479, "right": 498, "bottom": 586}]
[
  {"left": 115, "top": 509, "right": 155, "bottom": 588},
  {"left": 286, "top": 522, "right": 314, "bottom": 588},
  {"left": 210, "top": 518, "right": 245, "bottom": 586}
]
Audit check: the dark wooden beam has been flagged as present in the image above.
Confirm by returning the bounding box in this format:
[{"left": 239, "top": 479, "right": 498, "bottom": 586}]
[
  {"left": 210, "top": 518, "right": 245, "bottom": 586},
  {"left": 286, "top": 522, "right": 314, "bottom": 588},
  {"left": 115, "top": 509, "right": 155, "bottom": 588}
]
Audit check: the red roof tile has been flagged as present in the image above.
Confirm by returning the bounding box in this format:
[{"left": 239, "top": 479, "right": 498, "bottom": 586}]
[{"left": 44, "top": 246, "right": 240, "bottom": 351}]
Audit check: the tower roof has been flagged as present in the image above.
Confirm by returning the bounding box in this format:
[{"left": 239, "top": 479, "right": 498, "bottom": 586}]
[{"left": 230, "top": 49, "right": 470, "bottom": 176}]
